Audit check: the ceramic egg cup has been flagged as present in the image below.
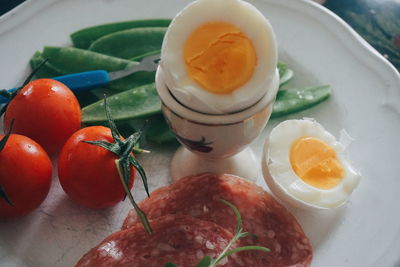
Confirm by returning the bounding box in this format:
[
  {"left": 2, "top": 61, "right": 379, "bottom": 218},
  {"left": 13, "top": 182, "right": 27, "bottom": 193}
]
[{"left": 156, "top": 67, "right": 279, "bottom": 181}]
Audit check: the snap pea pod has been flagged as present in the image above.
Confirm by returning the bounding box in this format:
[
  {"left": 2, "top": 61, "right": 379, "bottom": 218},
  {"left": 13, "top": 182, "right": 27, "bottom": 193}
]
[
  {"left": 89, "top": 27, "right": 167, "bottom": 60},
  {"left": 71, "top": 19, "right": 171, "bottom": 49},
  {"left": 42, "top": 46, "right": 133, "bottom": 73},
  {"left": 41, "top": 46, "right": 155, "bottom": 91},
  {"left": 271, "top": 85, "right": 331, "bottom": 118},
  {"left": 109, "top": 72, "right": 155, "bottom": 92},
  {"left": 30, "top": 51, "right": 62, "bottom": 78},
  {"left": 146, "top": 115, "right": 177, "bottom": 144},
  {"left": 277, "top": 62, "right": 294, "bottom": 87},
  {"left": 100, "top": 115, "right": 177, "bottom": 145},
  {"left": 82, "top": 83, "right": 160, "bottom": 124},
  {"left": 131, "top": 49, "right": 161, "bottom": 61}
]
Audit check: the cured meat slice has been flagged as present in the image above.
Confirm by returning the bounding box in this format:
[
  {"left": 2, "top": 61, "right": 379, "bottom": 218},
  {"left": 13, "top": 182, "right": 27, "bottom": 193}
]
[
  {"left": 122, "top": 173, "right": 312, "bottom": 267},
  {"left": 76, "top": 214, "right": 238, "bottom": 267}
]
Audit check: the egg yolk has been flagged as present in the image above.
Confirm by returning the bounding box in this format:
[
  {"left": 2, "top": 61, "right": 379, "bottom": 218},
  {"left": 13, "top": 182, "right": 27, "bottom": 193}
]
[
  {"left": 290, "top": 137, "right": 344, "bottom": 190},
  {"left": 184, "top": 21, "right": 257, "bottom": 94}
]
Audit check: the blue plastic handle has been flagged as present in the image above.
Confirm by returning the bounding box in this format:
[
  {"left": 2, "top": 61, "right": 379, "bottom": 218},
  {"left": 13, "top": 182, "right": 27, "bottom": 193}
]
[
  {"left": 0, "top": 70, "right": 110, "bottom": 104},
  {"left": 53, "top": 70, "right": 110, "bottom": 92}
]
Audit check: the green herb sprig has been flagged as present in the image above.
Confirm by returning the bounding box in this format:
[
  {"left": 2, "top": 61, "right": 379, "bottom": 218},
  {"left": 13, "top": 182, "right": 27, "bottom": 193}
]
[{"left": 165, "top": 199, "right": 269, "bottom": 267}]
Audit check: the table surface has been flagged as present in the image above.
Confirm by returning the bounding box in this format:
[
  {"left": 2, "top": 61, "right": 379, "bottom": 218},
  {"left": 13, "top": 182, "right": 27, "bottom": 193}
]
[{"left": 1, "top": 0, "right": 399, "bottom": 71}]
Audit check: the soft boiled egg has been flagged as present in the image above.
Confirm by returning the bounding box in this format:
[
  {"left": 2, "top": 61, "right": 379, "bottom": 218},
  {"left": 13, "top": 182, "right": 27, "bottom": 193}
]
[
  {"left": 160, "top": 0, "right": 278, "bottom": 114},
  {"left": 262, "top": 119, "right": 361, "bottom": 210}
]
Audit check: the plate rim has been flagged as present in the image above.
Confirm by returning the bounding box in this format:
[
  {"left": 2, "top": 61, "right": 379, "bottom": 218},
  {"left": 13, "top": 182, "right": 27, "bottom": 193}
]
[
  {"left": 262, "top": 0, "right": 400, "bottom": 83},
  {"left": 1, "top": 0, "right": 398, "bottom": 84},
  {"left": 0, "top": 0, "right": 399, "bottom": 266}
]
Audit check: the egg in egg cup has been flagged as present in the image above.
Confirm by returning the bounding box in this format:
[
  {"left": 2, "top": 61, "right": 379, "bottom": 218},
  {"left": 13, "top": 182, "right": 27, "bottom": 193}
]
[
  {"left": 156, "top": 67, "right": 279, "bottom": 181},
  {"left": 156, "top": 0, "right": 279, "bottom": 181}
]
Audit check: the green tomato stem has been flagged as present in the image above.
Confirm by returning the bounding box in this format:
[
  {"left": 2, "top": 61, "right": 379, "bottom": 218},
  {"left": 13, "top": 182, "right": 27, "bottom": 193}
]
[{"left": 115, "top": 159, "right": 152, "bottom": 234}]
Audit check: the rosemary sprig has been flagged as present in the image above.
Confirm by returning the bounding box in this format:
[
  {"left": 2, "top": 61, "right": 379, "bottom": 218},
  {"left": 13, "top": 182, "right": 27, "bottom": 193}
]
[
  {"left": 83, "top": 97, "right": 152, "bottom": 234},
  {"left": 0, "top": 120, "right": 15, "bottom": 206},
  {"left": 165, "top": 199, "right": 269, "bottom": 267}
]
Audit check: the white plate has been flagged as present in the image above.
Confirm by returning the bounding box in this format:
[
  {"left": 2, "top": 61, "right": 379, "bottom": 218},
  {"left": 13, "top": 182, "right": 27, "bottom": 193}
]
[{"left": 0, "top": 0, "right": 399, "bottom": 266}]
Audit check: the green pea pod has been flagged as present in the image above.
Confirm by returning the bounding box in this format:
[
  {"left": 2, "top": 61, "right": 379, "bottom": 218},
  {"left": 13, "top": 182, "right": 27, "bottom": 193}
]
[
  {"left": 109, "top": 72, "right": 155, "bottom": 92},
  {"left": 30, "top": 51, "right": 106, "bottom": 107},
  {"left": 146, "top": 115, "right": 177, "bottom": 144},
  {"left": 71, "top": 19, "right": 171, "bottom": 49},
  {"left": 82, "top": 83, "right": 160, "bottom": 124},
  {"left": 271, "top": 85, "right": 331, "bottom": 118},
  {"left": 277, "top": 62, "right": 294, "bottom": 87},
  {"left": 42, "top": 46, "right": 133, "bottom": 73},
  {"left": 130, "top": 49, "right": 161, "bottom": 61},
  {"left": 41, "top": 46, "right": 155, "bottom": 91},
  {"left": 89, "top": 27, "right": 167, "bottom": 60},
  {"left": 30, "top": 51, "right": 62, "bottom": 78}
]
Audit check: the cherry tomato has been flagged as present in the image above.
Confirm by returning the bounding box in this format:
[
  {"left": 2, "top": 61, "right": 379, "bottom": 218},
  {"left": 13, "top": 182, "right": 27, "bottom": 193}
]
[
  {"left": 0, "top": 134, "right": 52, "bottom": 218},
  {"left": 3, "top": 79, "right": 81, "bottom": 155},
  {"left": 58, "top": 126, "right": 135, "bottom": 209}
]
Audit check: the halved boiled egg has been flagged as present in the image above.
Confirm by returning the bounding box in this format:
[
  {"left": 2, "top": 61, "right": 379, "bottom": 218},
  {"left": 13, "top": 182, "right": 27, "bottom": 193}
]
[
  {"left": 262, "top": 119, "right": 361, "bottom": 210},
  {"left": 160, "top": 0, "right": 278, "bottom": 114}
]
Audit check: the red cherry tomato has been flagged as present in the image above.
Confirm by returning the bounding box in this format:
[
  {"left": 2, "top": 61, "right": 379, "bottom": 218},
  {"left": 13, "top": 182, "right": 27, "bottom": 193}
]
[
  {"left": 3, "top": 79, "right": 82, "bottom": 155},
  {"left": 58, "top": 126, "right": 135, "bottom": 209},
  {"left": 0, "top": 134, "right": 52, "bottom": 218}
]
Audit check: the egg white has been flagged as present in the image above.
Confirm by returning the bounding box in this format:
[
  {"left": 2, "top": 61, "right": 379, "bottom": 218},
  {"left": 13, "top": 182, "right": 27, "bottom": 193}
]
[
  {"left": 263, "top": 119, "right": 361, "bottom": 210},
  {"left": 160, "top": 0, "right": 278, "bottom": 114}
]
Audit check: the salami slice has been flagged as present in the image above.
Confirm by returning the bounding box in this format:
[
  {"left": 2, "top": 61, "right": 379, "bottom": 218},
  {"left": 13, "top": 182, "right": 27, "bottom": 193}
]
[
  {"left": 122, "top": 173, "right": 312, "bottom": 267},
  {"left": 76, "top": 214, "right": 238, "bottom": 267}
]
